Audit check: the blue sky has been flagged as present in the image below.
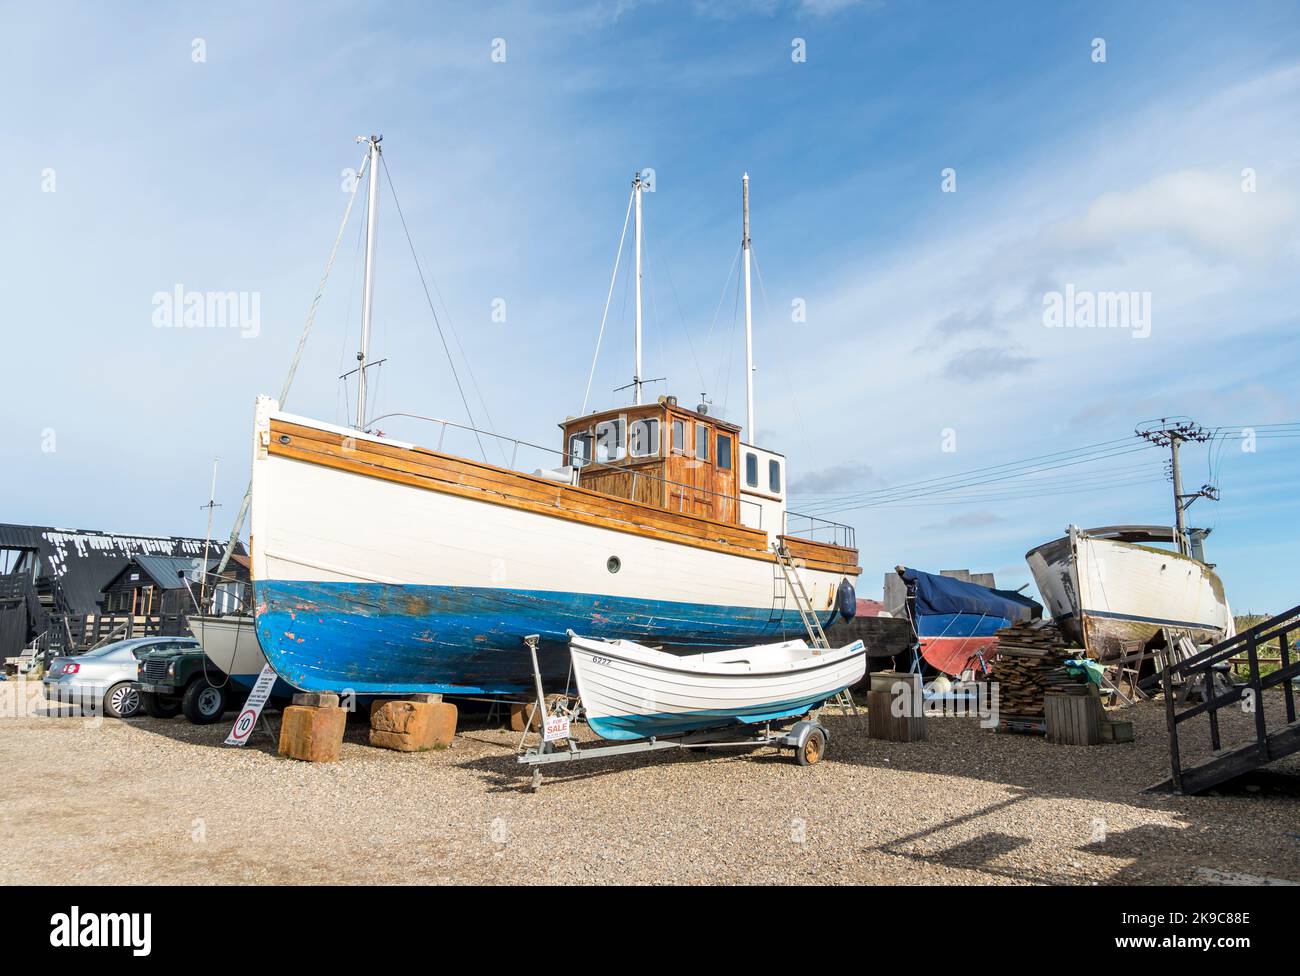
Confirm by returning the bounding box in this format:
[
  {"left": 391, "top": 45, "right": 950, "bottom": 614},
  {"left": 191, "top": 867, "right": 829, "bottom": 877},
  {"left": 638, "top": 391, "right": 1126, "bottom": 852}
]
[{"left": 2, "top": 0, "right": 1298, "bottom": 612}]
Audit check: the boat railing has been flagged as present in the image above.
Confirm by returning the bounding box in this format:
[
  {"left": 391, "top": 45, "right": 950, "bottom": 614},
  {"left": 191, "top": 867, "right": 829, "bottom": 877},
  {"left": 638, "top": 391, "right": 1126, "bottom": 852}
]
[
  {"left": 782, "top": 511, "right": 856, "bottom": 549},
  {"left": 366, "top": 412, "right": 765, "bottom": 527}
]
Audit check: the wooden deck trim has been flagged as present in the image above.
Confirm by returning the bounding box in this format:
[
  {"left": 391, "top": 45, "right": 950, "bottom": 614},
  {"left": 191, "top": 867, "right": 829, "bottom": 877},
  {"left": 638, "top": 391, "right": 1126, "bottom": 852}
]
[
  {"left": 275, "top": 419, "right": 767, "bottom": 550},
  {"left": 268, "top": 419, "right": 861, "bottom": 575}
]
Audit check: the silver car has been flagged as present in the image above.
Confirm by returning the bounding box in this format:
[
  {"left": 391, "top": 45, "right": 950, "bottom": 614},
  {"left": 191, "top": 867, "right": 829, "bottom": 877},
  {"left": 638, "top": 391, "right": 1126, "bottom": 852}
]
[{"left": 43, "top": 637, "right": 200, "bottom": 719}]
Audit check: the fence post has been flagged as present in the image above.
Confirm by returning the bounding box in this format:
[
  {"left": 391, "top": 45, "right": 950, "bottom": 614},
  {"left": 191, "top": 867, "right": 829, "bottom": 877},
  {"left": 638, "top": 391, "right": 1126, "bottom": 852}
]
[
  {"left": 1163, "top": 659, "right": 1182, "bottom": 791},
  {"left": 1281, "top": 626, "right": 1295, "bottom": 725},
  {"left": 1246, "top": 631, "right": 1268, "bottom": 761}
]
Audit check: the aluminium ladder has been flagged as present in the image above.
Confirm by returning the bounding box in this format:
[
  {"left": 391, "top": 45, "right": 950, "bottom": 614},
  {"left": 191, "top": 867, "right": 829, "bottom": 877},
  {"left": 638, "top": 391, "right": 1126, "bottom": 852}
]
[{"left": 772, "top": 542, "right": 860, "bottom": 723}]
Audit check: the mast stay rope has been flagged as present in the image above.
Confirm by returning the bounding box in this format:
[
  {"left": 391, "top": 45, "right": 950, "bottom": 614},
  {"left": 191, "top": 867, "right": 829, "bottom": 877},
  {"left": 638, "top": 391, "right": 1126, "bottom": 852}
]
[
  {"left": 581, "top": 187, "right": 635, "bottom": 416},
  {"left": 215, "top": 145, "right": 371, "bottom": 574}
]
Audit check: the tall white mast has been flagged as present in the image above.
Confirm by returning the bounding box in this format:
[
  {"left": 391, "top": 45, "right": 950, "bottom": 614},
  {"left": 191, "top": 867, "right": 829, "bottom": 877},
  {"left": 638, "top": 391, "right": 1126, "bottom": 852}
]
[
  {"left": 632, "top": 171, "right": 644, "bottom": 405},
  {"left": 742, "top": 172, "right": 755, "bottom": 440},
  {"left": 356, "top": 134, "right": 383, "bottom": 428}
]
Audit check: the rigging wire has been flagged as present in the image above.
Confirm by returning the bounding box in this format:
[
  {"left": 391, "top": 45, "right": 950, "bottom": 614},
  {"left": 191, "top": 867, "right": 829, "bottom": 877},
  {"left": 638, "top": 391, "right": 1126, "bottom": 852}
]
[
  {"left": 379, "top": 154, "right": 488, "bottom": 462},
  {"left": 642, "top": 219, "right": 708, "bottom": 401},
  {"left": 216, "top": 144, "right": 370, "bottom": 575},
  {"left": 750, "top": 247, "right": 810, "bottom": 448},
  {"left": 581, "top": 187, "right": 635, "bottom": 415}
]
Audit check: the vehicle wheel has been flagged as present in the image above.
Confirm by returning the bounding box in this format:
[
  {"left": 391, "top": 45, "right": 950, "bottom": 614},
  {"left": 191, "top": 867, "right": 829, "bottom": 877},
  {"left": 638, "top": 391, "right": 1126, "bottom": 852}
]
[
  {"left": 103, "top": 681, "right": 142, "bottom": 719},
  {"left": 182, "top": 680, "right": 229, "bottom": 724},
  {"left": 141, "top": 691, "right": 181, "bottom": 719},
  {"left": 796, "top": 728, "right": 826, "bottom": 767}
]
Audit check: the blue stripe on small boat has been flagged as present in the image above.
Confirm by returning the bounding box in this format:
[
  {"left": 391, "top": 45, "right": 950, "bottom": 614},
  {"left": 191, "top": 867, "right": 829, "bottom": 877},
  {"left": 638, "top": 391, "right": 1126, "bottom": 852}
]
[
  {"left": 586, "top": 691, "right": 843, "bottom": 741},
  {"left": 254, "top": 579, "right": 837, "bottom": 696}
]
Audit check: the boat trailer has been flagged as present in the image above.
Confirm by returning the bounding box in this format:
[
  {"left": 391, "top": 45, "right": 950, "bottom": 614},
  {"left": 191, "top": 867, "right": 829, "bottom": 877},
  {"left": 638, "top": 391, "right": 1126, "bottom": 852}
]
[{"left": 514, "top": 635, "right": 831, "bottom": 791}]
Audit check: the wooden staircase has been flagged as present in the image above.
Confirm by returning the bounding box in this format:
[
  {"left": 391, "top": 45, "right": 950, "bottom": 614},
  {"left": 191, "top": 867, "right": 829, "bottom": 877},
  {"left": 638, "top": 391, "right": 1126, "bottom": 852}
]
[{"left": 1160, "top": 604, "right": 1300, "bottom": 794}]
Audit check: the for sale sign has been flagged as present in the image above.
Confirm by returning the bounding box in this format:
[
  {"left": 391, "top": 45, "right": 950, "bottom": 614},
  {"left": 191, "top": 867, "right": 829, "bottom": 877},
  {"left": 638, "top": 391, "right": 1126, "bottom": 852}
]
[
  {"left": 224, "top": 664, "right": 277, "bottom": 746},
  {"left": 542, "top": 713, "right": 570, "bottom": 743}
]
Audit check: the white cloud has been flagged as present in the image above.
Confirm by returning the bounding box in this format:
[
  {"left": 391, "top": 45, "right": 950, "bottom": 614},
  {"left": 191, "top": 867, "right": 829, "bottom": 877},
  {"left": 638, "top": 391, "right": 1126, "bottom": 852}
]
[{"left": 1043, "top": 168, "right": 1298, "bottom": 262}]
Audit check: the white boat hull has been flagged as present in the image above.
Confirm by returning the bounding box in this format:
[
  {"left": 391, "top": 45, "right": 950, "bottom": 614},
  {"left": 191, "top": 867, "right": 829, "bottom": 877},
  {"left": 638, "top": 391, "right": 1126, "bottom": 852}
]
[
  {"left": 1026, "top": 529, "right": 1232, "bottom": 658},
  {"left": 570, "top": 634, "right": 866, "bottom": 740},
  {"left": 187, "top": 615, "right": 266, "bottom": 688}
]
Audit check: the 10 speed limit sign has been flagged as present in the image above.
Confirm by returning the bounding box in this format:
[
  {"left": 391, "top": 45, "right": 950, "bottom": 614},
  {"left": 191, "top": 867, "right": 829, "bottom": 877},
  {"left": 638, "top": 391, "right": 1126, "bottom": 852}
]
[{"left": 225, "top": 664, "right": 278, "bottom": 746}]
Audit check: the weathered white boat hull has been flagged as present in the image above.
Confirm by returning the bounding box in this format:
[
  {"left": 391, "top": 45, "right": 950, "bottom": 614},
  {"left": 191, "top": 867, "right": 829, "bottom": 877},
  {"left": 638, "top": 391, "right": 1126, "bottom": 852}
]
[
  {"left": 570, "top": 634, "right": 866, "bottom": 740},
  {"left": 188, "top": 614, "right": 265, "bottom": 685},
  {"left": 1026, "top": 528, "right": 1232, "bottom": 658}
]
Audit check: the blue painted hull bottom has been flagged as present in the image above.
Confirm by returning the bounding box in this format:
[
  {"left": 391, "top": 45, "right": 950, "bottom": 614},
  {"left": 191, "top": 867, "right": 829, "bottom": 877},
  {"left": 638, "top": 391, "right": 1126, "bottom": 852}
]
[
  {"left": 254, "top": 579, "right": 833, "bottom": 696},
  {"left": 588, "top": 692, "right": 843, "bottom": 741}
]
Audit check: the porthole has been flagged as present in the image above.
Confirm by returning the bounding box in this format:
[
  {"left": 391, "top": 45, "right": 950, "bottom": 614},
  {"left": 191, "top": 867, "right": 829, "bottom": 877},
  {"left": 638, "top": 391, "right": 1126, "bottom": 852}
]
[
  {"left": 278, "top": 434, "right": 291, "bottom": 445},
  {"left": 606, "top": 556, "right": 622, "bottom": 574}
]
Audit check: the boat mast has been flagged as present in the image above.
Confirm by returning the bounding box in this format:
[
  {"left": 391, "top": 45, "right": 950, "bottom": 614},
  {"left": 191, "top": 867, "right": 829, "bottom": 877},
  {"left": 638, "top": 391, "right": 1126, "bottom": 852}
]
[
  {"left": 632, "top": 171, "right": 645, "bottom": 405},
  {"left": 356, "top": 134, "right": 383, "bottom": 428},
  {"left": 742, "top": 172, "right": 755, "bottom": 440}
]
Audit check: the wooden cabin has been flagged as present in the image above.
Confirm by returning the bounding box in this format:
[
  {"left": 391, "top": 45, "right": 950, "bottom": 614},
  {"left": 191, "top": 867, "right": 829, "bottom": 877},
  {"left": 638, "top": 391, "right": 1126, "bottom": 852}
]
[
  {"left": 557, "top": 393, "right": 821, "bottom": 556},
  {"left": 562, "top": 396, "right": 745, "bottom": 524}
]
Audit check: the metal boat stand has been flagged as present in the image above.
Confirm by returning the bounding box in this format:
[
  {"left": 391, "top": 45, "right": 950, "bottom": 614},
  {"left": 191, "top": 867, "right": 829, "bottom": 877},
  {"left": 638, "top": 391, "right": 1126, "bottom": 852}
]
[{"left": 515, "top": 634, "right": 831, "bottom": 792}]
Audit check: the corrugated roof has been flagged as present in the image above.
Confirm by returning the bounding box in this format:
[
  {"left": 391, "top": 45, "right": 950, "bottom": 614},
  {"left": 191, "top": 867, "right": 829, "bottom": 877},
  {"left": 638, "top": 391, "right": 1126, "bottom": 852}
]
[
  {"left": 128, "top": 555, "right": 217, "bottom": 590},
  {"left": 0, "top": 523, "right": 246, "bottom": 613}
]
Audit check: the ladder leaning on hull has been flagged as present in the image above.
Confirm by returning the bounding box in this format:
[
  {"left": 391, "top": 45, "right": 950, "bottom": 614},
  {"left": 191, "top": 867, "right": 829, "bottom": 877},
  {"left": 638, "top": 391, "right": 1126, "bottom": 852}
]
[{"left": 772, "top": 542, "right": 860, "bottom": 723}]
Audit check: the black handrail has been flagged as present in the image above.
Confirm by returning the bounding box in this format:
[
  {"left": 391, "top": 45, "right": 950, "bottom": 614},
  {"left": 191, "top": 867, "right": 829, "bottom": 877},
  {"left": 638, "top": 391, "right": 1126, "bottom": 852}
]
[{"left": 1164, "top": 604, "right": 1300, "bottom": 791}]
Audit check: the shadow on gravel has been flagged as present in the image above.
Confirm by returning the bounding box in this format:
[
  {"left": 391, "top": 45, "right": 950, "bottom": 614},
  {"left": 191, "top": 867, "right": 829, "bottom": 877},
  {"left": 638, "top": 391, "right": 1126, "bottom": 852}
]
[
  {"left": 457, "top": 738, "right": 781, "bottom": 793},
  {"left": 821, "top": 701, "right": 1300, "bottom": 885}
]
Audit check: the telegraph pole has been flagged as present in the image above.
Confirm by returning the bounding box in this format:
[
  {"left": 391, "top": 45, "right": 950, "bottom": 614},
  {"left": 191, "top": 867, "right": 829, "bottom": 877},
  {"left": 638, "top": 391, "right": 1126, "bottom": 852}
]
[{"left": 1136, "top": 418, "right": 1218, "bottom": 555}]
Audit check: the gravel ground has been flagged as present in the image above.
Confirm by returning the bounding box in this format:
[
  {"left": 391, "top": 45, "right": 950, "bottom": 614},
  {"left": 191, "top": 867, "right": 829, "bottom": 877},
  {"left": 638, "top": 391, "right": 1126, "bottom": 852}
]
[{"left": 1, "top": 681, "right": 1297, "bottom": 885}]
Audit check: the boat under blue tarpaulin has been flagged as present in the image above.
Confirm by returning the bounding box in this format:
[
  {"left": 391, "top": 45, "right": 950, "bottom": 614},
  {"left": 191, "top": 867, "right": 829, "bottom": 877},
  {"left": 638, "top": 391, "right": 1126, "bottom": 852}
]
[{"left": 899, "top": 567, "right": 1042, "bottom": 676}]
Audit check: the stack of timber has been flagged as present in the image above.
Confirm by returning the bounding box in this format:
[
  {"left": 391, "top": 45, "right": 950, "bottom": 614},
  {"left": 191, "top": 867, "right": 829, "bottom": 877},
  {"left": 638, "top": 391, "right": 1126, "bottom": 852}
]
[{"left": 990, "top": 621, "right": 1087, "bottom": 732}]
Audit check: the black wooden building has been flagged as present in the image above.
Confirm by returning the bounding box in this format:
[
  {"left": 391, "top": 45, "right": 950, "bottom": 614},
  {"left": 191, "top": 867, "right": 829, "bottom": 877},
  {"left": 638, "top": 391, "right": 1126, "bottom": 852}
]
[{"left": 0, "top": 523, "right": 247, "bottom": 662}]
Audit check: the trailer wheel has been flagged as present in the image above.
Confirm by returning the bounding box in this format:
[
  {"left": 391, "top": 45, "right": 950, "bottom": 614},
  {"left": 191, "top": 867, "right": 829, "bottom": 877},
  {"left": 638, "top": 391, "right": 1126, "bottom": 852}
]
[{"left": 796, "top": 727, "right": 826, "bottom": 767}]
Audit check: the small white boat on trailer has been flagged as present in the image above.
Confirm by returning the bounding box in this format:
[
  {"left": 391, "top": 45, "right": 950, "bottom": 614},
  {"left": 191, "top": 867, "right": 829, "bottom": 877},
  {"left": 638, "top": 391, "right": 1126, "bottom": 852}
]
[
  {"left": 570, "top": 632, "right": 866, "bottom": 741},
  {"left": 515, "top": 634, "right": 858, "bottom": 790}
]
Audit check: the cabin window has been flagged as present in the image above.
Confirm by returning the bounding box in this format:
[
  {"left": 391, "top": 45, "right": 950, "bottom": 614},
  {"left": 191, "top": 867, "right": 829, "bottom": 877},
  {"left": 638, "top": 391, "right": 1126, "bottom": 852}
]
[
  {"left": 594, "top": 419, "right": 626, "bottom": 463},
  {"left": 695, "top": 423, "right": 710, "bottom": 462},
  {"left": 745, "top": 452, "right": 758, "bottom": 488},
  {"left": 671, "top": 419, "right": 686, "bottom": 454},
  {"left": 716, "top": 433, "right": 732, "bottom": 470},
  {"left": 629, "top": 419, "right": 659, "bottom": 458},
  {"left": 568, "top": 433, "right": 593, "bottom": 468},
  {"left": 769, "top": 459, "right": 782, "bottom": 495}
]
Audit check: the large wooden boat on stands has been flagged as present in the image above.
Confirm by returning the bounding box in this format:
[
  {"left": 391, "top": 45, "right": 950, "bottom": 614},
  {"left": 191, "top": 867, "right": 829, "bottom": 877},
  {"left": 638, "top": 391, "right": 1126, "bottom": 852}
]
[{"left": 248, "top": 142, "right": 860, "bottom": 696}]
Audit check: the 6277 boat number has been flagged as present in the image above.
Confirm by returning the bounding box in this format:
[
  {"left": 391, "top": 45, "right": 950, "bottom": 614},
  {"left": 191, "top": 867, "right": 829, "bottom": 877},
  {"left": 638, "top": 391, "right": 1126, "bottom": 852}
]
[{"left": 591, "top": 655, "right": 612, "bottom": 666}]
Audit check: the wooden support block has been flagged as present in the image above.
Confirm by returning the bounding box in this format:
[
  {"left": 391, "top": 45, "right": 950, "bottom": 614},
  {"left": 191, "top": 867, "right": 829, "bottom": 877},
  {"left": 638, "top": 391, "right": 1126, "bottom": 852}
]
[
  {"left": 293, "top": 692, "right": 340, "bottom": 709},
  {"left": 510, "top": 700, "right": 539, "bottom": 732},
  {"left": 369, "top": 700, "right": 457, "bottom": 751},
  {"left": 509, "top": 698, "right": 562, "bottom": 732},
  {"left": 1045, "top": 691, "right": 1103, "bottom": 745},
  {"left": 278, "top": 705, "right": 347, "bottom": 762},
  {"left": 866, "top": 689, "right": 926, "bottom": 742}
]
